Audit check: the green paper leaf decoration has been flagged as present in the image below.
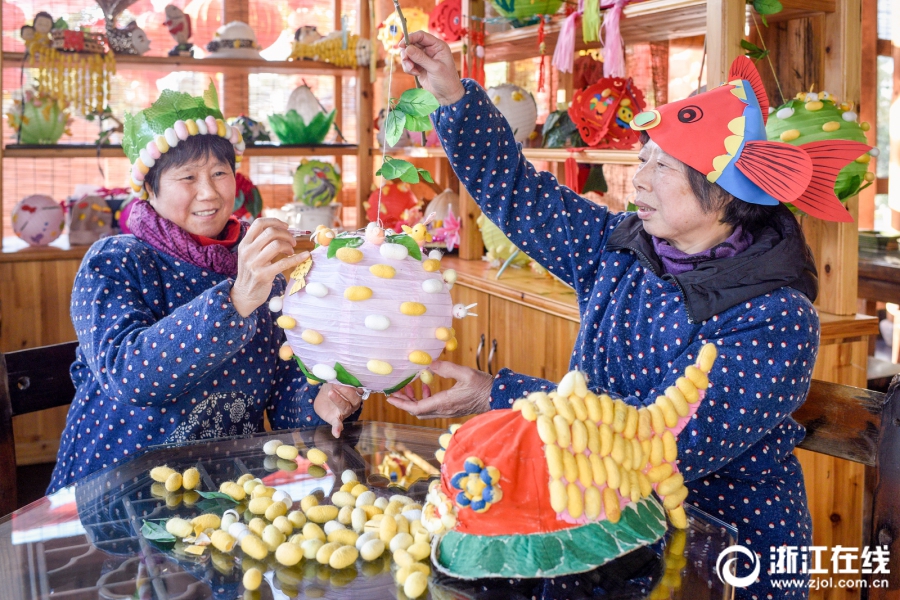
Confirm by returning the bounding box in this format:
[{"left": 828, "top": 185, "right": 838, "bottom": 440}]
[
  {"left": 378, "top": 157, "right": 421, "bottom": 184},
  {"left": 122, "top": 84, "right": 225, "bottom": 163},
  {"left": 752, "top": 0, "right": 783, "bottom": 15},
  {"left": 418, "top": 168, "right": 435, "bottom": 184},
  {"left": 582, "top": 164, "right": 608, "bottom": 194},
  {"left": 396, "top": 88, "right": 441, "bottom": 118},
  {"left": 326, "top": 235, "right": 365, "bottom": 258},
  {"left": 385, "top": 233, "right": 422, "bottom": 261},
  {"left": 268, "top": 110, "right": 336, "bottom": 145},
  {"left": 248, "top": 188, "right": 263, "bottom": 217},
  {"left": 334, "top": 362, "right": 363, "bottom": 388},
  {"left": 403, "top": 114, "right": 433, "bottom": 133},
  {"left": 385, "top": 109, "right": 407, "bottom": 147},
  {"left": 295, "top": 356, "right": 318, "bottom": 382},
  {"left": 195, "top": 490, "right": 239, "bottom": 502},
  {"left": 141, "top": 520, "right": 176, "bottom": 543},
  {"left": 383, "top": 373, "right": 417, "bottom": 395}
]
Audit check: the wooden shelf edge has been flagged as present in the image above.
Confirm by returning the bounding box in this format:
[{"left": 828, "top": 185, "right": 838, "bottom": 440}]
[
  {"left": 3, "top": 144, "right": 359, "bottom": 159},
  {"left": 2, "top": 52, "right": 362, "bottom": 77},
  {"left": 818, "top": 312, "right": 879, "bottom": 342}
]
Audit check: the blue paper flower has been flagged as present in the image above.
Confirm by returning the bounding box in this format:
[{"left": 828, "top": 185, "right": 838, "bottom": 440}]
[{"left": 449, "top": 457, "right": 503, "bottom": 513}]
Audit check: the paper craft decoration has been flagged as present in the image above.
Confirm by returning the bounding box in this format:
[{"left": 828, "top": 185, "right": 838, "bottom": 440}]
[
  {"left": 569, "top": 76, "right": 646, "bottom": 149},
  {"left": 205, "top": 21, "right": 261, "bottom": 59},
  {"left": 269, "top": 107, "right": 335, "bottom": 145},
  {"left": 164, "top": 5, "right": 194, "bottom": 57},
  {"left": 65, "top": 186, "right": 126, "bottom": 244},
  {"left": 489, "top": 0, "right": 563, "bottom": 27},
  {"left": 365, "top": 182, "right": 421, "bottom": 231},
  {"left": 378, "top": 8, "right": 429, "bottom": 54},
  {"left": 13, "top": 194, "right": 65, "bottom": 246},
  {"left": 477, "top": 213, "right": 532, "bottom": 267},
  {"left": 429, "top": 0, "right": 463, "bottom": 42},
  {"left": 96, "top": 0, "right": 151, "bottom": 55},
  {"left": 290, "top": 32, "right": 373, "bottom": 68},
  {"left": 123, "top": 83, "right": 245, "bottom": 200},
  {"left": 228, "top": 115, "right": 271, "bottom": 145},
  {"left": 118, "top": 198, "right": 137, "bottom": 234},
  {"left": 20, "top": 13, "right": 116, "bottom": 116},
  {"left": 277, "top": 227, "right": 458, "bottom": 393},
  {"left": 293, "top": 160, "right": 342, "bottom": 207},
  {"left": 630, "top": 57, "right": 872, "bottom": 222},
  {"left": 233, "top": 172, "right": 262, "bottom": 221},
  {"left": 426, "top": 345, "right": 718, "bottom": 579},
  {"left": 765, "top": 91, "right": 875, "bottom": 202},
  {"left": 6, "top": 90, "right": 72, "bottom": 144},
  {"left": 424, "top": 189, "right": 461, "bottom": 250},
  {"left": 487, "top": 84, "right": 538, "bottom": 144}
]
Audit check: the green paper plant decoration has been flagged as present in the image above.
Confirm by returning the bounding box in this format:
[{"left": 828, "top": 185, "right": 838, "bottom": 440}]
[
  {"left": 268, "top": 109, "right": 336, "bottom": 145},
  {"left": 376, "top": 1, "right": 438, "bottom": 186},
  {"left": 7, "top": 91, "right": 73, "bottom": 145}
]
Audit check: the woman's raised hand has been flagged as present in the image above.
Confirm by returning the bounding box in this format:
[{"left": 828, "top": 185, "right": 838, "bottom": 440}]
[
  {"left": 231, "top": 218, "right": 310, "bottom": 317},
  {"left": 313, "top": 383, "right": 363, "bottom": 437},
  {"left": 386, "top": 360, "right": 493, "bottom": 419},
  {"left": 399, "top": 31, "right": 465, "bottom": 106}
]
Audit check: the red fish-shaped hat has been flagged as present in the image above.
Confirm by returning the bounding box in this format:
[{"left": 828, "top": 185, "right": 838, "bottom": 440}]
[{"left": 630, "top": 57, "right": 869, "bottom": 222}]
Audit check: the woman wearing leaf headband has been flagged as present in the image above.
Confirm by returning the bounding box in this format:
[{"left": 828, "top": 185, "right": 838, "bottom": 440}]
[
  {"left": 47, "top": 84, "right": 359, "bottom": 493},
  {"left": 383, "top": 31, "right": 872, "bottom": 598}
]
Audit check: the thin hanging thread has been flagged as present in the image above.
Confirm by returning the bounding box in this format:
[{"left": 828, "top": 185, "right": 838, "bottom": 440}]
[
  {"left": 750, "top": 12, "right": 785, "bottom": 105},
  {"left": 375, "top": 55, "right": 396, "bottom": 230}
]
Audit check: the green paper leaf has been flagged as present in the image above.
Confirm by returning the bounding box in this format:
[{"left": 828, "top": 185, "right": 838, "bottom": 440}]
[
  {"left": 396, "top": 89, "right": 440, "bottom": 118},
  {"left": 233, "top": 190, "right": 246, "bottom": 213},
  {"left": 195, "top": 490, "right": 238, "bottom": 502},
  {"left": 752, "top": 0, "right": 783, "bottom": 15},
  {"left": 141, "top": 520, "right": 176, "bottom": 542},
  {"left": 582, "top": 164, "right": 608, "bottom": 194},
  {"left": 383, "top": 373, "right": 417, "bottom": 395},
  {"left": 385, "top": 234, "right": 422, "bottom": 261},
  {"left": 268, "top": 110, "right": 335, "bottom": 145},
  {"left": 334, "top": 362, "right": 363, "bottom": 388},
  {"left": 295, "top": 356, "right": 319, "bottom": 382},
  {"left": 378, "top": 157, "right": 420, "bottom": 184},
  {"left": 248, "top": 188, "right": 263, "bottom": 217},
  {"left": 404, "top": 114, "right": 433, "bottom": 133},
  {"left": 417, "top": 168, "right": 434, "bottom": 184},
  {"left": 385, "top": 109, "right": 407, "bottom": 147},
  {"left": 326, "top": 235, "right": 364, "bottom": 258}
]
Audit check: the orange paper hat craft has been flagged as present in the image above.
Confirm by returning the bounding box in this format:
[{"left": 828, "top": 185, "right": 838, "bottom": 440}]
[
  {"left": 629, "top": 57, "right": 870, "bottom": 223},
  {"left": 423, "top": 344, "right": 719, "bottom": 579}
]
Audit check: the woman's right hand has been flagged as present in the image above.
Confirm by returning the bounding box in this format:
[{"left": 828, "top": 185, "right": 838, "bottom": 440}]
[
  {"left": 386, "top": 360, "right": 493, "bottom": 419},
  {"left": 231, "top": 218, "right": 310, "bottom": 317},
  {"left": 399, "top": 31, "right": 465, "bottom": 106}
]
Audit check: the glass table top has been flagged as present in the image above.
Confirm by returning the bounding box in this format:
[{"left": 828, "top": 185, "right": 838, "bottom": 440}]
[{"left": 0, "top": 421, "right": 735, "bottom": 599}]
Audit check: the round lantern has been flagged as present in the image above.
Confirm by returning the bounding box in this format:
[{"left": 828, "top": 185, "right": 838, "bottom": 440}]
[
  {"left": 486, "top": 84, "right": 538, "bottom": 144},
  {"left": 366, "top": 182, "right": 420, "bottom": 231},
  {"left": 279, "top": 229, "right": 457, "bottom": 393},
  {"left": 765, "top": 91, "right": 875, "bottom": 200},
  {"left": 7, "top": 91, "right": 72, "bottom": 145},
  {"left": 429, "top": 0, "right": 463, "bottom": 42},
  {"left": 293, "top": 160, "right": 342, "bottom": 207},
  {"left": 12, "top": 194, "right": 64, "bottom": 246},
  {"left": 378, "top": 8, "right": 428, "bottom": 54},
  {"left": 568, "top": 77, "right": 647, "bottom": 149},
  {"left": 488, "top": 0, "right": 563, "bottom": 27}
]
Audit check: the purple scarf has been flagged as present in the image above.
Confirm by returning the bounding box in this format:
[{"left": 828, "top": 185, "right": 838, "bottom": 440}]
[
  {"left": 652, "top": 226, "right": 753, "bottom": 276},
  {"left": 127, "top": 200, "right": 245, "bottom": 277}
]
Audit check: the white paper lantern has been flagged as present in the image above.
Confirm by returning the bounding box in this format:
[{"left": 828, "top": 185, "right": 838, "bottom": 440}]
[
  {"left": 279, "top": 230, "right": 457, "bottom": 393},
  {"left": 12, "top": 194, "right": 64, "bottom": 246},
  {"left": 286, "top": 85, "right": 325, "bottom": 125},
  {"left": 486, "top": 83, "right": 537, "bottom": 144}
]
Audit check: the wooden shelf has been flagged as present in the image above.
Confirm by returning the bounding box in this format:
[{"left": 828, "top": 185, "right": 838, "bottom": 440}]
[
  {"left": 2, "top": 52, "right": 362, "bottom": 77},
  {"left": 3, "top": 144, "right": 359, "bottom": 159},
  {"left": 372, "top": 145, "right": 639, "bottom": 165},
  {"left": 447, "top": 0, "right": 835, "bottom": 64}
]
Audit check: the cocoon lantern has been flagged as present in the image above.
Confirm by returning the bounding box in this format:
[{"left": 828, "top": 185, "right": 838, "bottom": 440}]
[
  {"left": 280, "top": 229, "right": 455, "bottom": 393},
  {"left": 293, "top": 160, "right": 342, "bottom": 207},
  {"left": 486, "top": 84, "right": 538, "bottom": 144},
  {"left": 12, "top": 194, "right": 64, "bottom": 246}
]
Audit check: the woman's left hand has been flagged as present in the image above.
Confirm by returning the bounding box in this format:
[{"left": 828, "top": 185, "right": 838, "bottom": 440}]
[
  {"left": 386, "top": 360, "right": 493, "bottom": 419},
  {"left": 313, "top": 383, "right": 362, "bottom": 437},
  {"left": 231, "top": 218, "right": 310, "bottom": 317}
]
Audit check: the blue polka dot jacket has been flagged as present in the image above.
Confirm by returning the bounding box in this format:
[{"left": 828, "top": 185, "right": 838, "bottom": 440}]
[
  {"left": 435, "top": 80, "right": 820, "bottom": 597},
  {"left": 48, "top": 236, "right": 326, "bottom": 493}
]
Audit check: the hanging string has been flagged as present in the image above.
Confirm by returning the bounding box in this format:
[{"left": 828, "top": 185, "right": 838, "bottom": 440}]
[{"left": 375, "top": 55, "right": 396, "bottom": 230}]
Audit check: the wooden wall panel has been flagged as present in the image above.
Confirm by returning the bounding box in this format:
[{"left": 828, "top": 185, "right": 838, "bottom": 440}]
[{"left": 0, "top": 257, "right": 82, "bottom": 465}]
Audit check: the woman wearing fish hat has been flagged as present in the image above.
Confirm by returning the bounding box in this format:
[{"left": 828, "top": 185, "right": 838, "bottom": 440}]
[{"left": 378, "top": 31, "right": 871, "bottom": 599}]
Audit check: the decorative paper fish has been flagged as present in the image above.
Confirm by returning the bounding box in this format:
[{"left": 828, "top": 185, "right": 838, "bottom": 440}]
[{"left": 630, "top": 56, "right": 870, "bottom": 223}]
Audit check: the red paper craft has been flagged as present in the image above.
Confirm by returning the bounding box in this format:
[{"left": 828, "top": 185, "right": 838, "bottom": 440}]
[
  {"left": 568, "top": 77, "right": 646, "bottom": 149},
  {"left": 430, "top": 0, "right": 463, "bottom": 42}
]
